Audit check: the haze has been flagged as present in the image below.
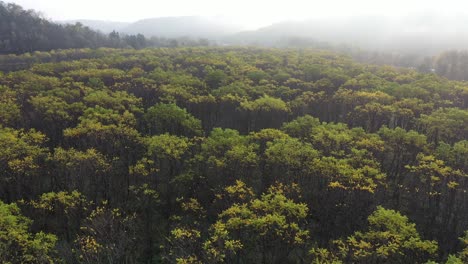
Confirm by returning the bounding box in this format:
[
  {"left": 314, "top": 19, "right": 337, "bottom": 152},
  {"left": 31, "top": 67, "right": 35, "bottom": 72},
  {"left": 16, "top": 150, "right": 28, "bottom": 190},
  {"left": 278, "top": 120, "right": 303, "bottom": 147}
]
[{"left": 11, "top": 0, "right": 468, "bottom": 29}]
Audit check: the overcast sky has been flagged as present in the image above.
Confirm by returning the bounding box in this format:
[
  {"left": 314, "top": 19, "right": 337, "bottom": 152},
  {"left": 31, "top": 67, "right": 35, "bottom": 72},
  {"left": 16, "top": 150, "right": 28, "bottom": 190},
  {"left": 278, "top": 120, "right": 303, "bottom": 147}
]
[{"left": 9, "top": 0, "right": 468, "bottom": 29}]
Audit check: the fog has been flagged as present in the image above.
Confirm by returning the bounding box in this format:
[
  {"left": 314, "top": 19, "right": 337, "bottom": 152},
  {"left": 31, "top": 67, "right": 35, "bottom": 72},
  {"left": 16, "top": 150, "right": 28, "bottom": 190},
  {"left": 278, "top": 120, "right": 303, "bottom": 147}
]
[
  {"left": 9, "top": 0, "right": 468, "bottom": 55},
  {"left": 11, "top": 0, "right": 467, "bottom": 29}
]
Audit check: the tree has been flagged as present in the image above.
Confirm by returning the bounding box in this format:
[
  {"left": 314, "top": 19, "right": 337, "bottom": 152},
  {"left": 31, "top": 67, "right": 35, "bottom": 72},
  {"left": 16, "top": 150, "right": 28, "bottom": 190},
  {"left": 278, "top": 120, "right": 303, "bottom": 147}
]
[
  {"left": 205, "top": 69, "right": 228, "bottom": 89},
  {"left": 74, "top": 202, "right": 139, "bottom": 263},
  {"left": 325, "top": 206, "right": 438, "bottom": 264},
  {"left": 265, "top": 137, "right": 319, "bottom": 185},
  {"left": 194, "top": 128, "right": 259, "bottom": 196},
  {"left": 450, "top": 231, "right": 468, "bottom": 263},
  {"left": 0, "top": 85, "right": 21, "bottom": 127},
  {"left": 27, "top": 191, "right": 90, "bottom": 243},
  {"left": 377, "top": 126, "right": 428, "bottom": 184},
  {"left": 405, "top": 154, "right": 464, "bottom": 251},
  {"left": 28, "top": 94, "right": 85, "bottom": 144},
  {"left": 0, "top": 42, "right": 467, "bottom": 263},
  {"left": 0, "top": 127, "right": 48, "bottom": 201},
  {"left": 418, "top": 108, "right": 468, "bottom": 145},
  {"left": 281, "top": 114, "right": 321, "bottom": 139},
  {"left": 144, "top": 103, "right": 203, "bottom": 137},
  {"left": 204, "top": 182, "right": 310, "bottom": 263},
  {"left": 240, "top": 95, "right": 290, "bottom": 131},
  {"left": 131, "top": 134, "right": 193, "bottom": 221},
  {"left": 83, "top": 89, "right": 142, "bottom": 115},
  {"left": 436, "top": 140, "right": 468, "bottom": 173},
  {"left": 0, "top": 201, "right": 58, "bottom": 263},
  {"left": 49, "top": 148, "right": 111, "bottom": 201},
  {"left": 63, "top": 106, "right": 143, "bottom": 159}
]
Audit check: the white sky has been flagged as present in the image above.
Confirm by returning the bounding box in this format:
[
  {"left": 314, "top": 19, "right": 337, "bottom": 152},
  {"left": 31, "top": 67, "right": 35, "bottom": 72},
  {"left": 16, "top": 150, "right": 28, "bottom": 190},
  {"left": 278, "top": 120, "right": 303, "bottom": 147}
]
[{"left": 9, "top": 0, "right": 468, "bottom": 29}]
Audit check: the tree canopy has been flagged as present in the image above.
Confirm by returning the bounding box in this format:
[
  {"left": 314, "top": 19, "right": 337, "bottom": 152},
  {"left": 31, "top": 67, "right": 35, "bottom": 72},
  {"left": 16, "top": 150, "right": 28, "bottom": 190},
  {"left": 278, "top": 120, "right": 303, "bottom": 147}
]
[{"left": 0, "top": 45, "right": 466, "bottom": 263}]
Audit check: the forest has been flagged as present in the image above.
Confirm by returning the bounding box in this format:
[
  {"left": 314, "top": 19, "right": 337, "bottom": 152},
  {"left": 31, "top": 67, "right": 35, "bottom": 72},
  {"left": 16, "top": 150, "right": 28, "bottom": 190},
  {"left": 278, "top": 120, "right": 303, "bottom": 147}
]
[
  {"left": 0, "top": 46, "right": 467, "bottom": 263},
  {"left": 6, "top": 0, "right": 468, "bottom": 82},
  {"left": 0, "top": 1, "right": 211, "bottom": 55}
]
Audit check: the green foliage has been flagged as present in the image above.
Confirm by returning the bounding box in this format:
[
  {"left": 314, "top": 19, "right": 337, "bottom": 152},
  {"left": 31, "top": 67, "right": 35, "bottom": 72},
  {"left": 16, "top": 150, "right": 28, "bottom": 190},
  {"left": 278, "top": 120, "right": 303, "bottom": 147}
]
[
  {"left": 247, "top": 69, "right": 269, "bottom": 84},
  {"left": 436, "top": 141, "right": 468, "bottom": 172},
  {"left": 418, "top": 108, "right": 468, "bottom": 144},
  {"left": 329, "top": 206, "right": 438, "bottom": 263},
  {"left": 265, "top": 137, "right": 318, "bottom": 172},
  {"left": 204, "top": 182, "right": 310, "bottom": 263},
  {"left": 241, "top": 95, "right": 289, "bottom": 113},
  {"left": 198, "top": 128, "right": 256, "bottom": 169},
  {"left": 146, "top": 134, "right": 193, "bottom": 160},
  {"left": 29, "top": 95, "right": 84, "bottom": 123},
  {"left": 0, "top": 127, "right": 47, "bottom": 175},
  {"left": 74, "top": 202, "right": 138, "bottom": 263},
  {"left": 30, "top": 191, "right": 89, "bottom": 214},
  {"left": 281, "top": 114, "right": 321, "bottom": 139},
  {"left": 0, "top": 46, "right": 466, "bottom": 263},
  {"left": 63, "top": 106, "right": 142, "bottom": 157},
  {"left": 144, "top": 103, "right": 202, "bottom": 136},
  {"left": 212, "top": 81, "right": 250, "bottom": 98},
  {"left": 205, "top": 69, "right": 228, "bottom": 89},
  {"left": 0, "top": 201, "right": 58, "bottom": 263},
  {"left": 406, "top": 154, "right": 458, "bottom": 184},
  {"left": 0, "top": 85, "right": 21, "bottom": 126},
  {"left": 0, "top": 1, "right": 207, "bottom": 55},
  {"left": 83, "top": 89, "right": 142, "bottom": 114},
  {"left": 457, "top": 231, "right": 468, "bottom": 262},
  {"left": 302, "top": 64, "right": 322, "bottom": 82},
  {"left": 0, "top": 127, "right": 48, "bottom": 199}
]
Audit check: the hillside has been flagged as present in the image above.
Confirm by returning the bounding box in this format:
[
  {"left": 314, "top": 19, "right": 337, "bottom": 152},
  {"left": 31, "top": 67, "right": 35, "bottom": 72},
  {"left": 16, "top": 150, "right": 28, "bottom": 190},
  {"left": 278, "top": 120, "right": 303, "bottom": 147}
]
[
  {"left": 67, "top": 16, "right": 244, "bottom": 38},
  {"left": 231, "top": 15, "right": 468, "bottom": 55},
  {"left": 0, "top": 47, "right": 467, "bottom": 263},
  {"left": 0, "top": 1, "right": 143, "bottom": 54},
  {"left": 120, "top": 16, "right": 243, "bottom": 38},
  {"left": 60, "top": 19, "right": 131, "bottom": 33},
  {"left": 1, "top": 2, "right": 468, "bottom": 263},
  {"left": 0, "top": 1, "right": 215, "bottom": 55}
]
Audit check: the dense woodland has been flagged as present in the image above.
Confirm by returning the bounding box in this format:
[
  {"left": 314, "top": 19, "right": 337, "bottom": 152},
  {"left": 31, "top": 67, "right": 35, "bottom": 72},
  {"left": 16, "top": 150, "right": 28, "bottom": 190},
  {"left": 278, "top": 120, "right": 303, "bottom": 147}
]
[
  {"left": 0, "top": 1, "right": 211, "bottom": 56},
  {"left": 0, "top": 46, "right": 467, "bottom": 263},
  {"left": 7, "top": 0, "right": 468, "bottom": 83}
]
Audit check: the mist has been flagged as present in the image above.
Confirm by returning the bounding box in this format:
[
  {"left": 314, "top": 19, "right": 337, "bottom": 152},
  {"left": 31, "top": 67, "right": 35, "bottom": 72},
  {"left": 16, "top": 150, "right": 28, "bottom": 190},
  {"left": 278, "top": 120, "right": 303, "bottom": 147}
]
[
  {"left": 11, "top": 0, "right": 468, "bottom": 29},
  {"left": 1, "top": 1, "right": 468, "bottom": 263},
  {"left": 8, "top": 0, "right": 468, "bottom": 55}
]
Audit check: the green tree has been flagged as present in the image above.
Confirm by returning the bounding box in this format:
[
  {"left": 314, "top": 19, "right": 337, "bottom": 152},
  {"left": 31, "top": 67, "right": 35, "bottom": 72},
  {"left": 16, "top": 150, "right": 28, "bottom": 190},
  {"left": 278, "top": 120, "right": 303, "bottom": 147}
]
[
  {"left": 205, "top": 69, "right": 228, "bottom": 89},
  {"left": 0, "top": 201, "right": 58, "bottom": 263},
  {"left": 144, "top": 103, "right": 203, "bottom": 136},
  {"left": 194, "top": 128, "right": 259, "bottom": 196},
  {"left": 0, "top": 127, "right": 48, "bottom": 201},
  {"left": 330, "top": 206, "right": 438, "bottom": 263},
  {"left": 0, "top": 85, "right": 21, "bottom": 127},
  {"left": 418, "top": 108, "right": 468, "bottom": 145},
  {"left": 281, "top": 114, "right": 321, "bottom": 139},
  {"left": 241, "top": 95, "right": 290, "bottom": 131},
  {"left": 49, "top": 148, "right": 110, "bottom": 201},
  {"left": 28, "top": 191, "right": 90, "bottom": 243},
  {"left": 131, "top": 134, "right": 193, "bottom": 222},
  {"left": 436, "top": 140, "right": 468, "bottom": 173},
  {"left": 429, "top": 229, "right": 468, "bottom": 263},
  {"left": 204, "top": 183, "right": 310, "bottom": 263},
  {"left": 74, "top": 202, "right": 138, "bottom": 264}
]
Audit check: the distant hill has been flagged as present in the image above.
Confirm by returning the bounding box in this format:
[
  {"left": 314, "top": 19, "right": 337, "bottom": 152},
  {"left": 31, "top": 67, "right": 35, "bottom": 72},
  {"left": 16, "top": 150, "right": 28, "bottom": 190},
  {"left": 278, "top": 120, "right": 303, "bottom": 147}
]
[
  {"left": 0, "top": 1, "right": 163, "bottom": 54},
  {"left": 121, "top": 16, "right": 243, "bottom": 38},
  {"left": 60, "top": 20, "right": 131, "bottom": 33},
  {"left": 7, "top": 0, "right": 468, "bottom": 58},
  {"left": 0, "top": 1, "right": 113, "bottom": 54},
  {"left": 68, "top": 16, "right": 244, "bottom": 39},
  {"left": 60, "top": 14, "right": 468, "bottom": 56},
  {"left": 230, "top": 15, "right": 468, "bottom": 55}
]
